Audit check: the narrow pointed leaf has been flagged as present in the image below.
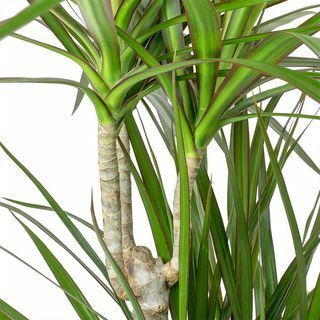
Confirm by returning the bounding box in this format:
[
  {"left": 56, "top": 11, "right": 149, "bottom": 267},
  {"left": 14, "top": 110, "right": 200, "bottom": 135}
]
[
  {"left": 0, "top": 0, "right": 63, "bottom": 40},
  {"left": 117, "top": 137, "right": 172, "bottom": 261},
  {"left": 183, "top": 0, "right": 221, "bottom": 117},
  {"left": 195, "top": 187, "right": 212, "bottom": 319},
  {"left": 0, "top": 77, "right": 111, "bottom": 123},
  {"left": 0, "top": 201, "right": 114, "bottom": 299},
  {"left": 13, "top": 216, "right": 100, "bottom": 320},
  {"left": 308, "top": 275, "right": 320, "bottom": 319},
  {"left": 72, "top": 72, "right": 90, "bottom": 115},
  {"left": 287, "top": 32, "right": 320, "bottom": 58},
  {"left": 255, "top": 105, "right": 307, "bottom": 319},
  {"left": 78, "top": 0, "right": 121, "bottom": 88},
  {"left": 0, "top": 299, "right": 29, "bottom": 320},
  {"left": 0, "top": 142, "right": 109, "bottom": 281},
  {"left": 3, "top": 198, "right": 100, "bottom": 233}
]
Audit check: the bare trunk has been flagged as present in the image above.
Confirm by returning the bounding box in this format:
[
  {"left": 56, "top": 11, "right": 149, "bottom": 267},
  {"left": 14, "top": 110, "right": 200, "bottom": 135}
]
[
  {"left": 127, "top": 246, "right": 169, "bottom": 320},
  {"left": 100, "top": 123, "right": 169, "bottom": 319},
  {"left": 117, "top": 126, "right": 135, "bottom": 253},
  {"left": 98, "top": 123, "right": 125, "bottom": 298},
  {"left": 165, "top": 156, "right": 202, "bottom": 286}
]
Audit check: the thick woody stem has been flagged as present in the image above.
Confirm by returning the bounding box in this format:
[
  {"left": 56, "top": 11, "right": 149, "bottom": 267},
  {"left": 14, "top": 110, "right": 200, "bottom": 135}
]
[
  {"left": 128, "top": 246, "right": 169, "bottom": 320},
  {"left": 117, "top": 126, "right": 135, "bottom": 253},
  {"left": 99, "top": 123, "right": 170, "bottom": 318},
  {"left": 165, "top": 156, "right": 202, "bottom": 286},
  {"left": 98, "top": 123, "right": 125, "bottom": 298},
  {"left": 117, "top": 128, "right": 169, "bottom": 319}
]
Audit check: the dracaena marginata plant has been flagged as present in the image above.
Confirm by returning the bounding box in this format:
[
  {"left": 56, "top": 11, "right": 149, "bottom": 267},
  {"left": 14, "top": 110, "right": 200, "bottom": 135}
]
[{"left": 0, "top": 0, "right": 320, "bottom": 319}]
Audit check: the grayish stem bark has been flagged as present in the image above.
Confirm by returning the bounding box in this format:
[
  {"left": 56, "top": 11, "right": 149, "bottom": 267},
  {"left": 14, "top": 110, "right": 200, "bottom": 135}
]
[
  {"left": 99, "top": 123, "right": 169, "bottom": 319},
  {"left": 128, "top": 246, "right": 169, "bottom": 320},
  {"left": 164, "top": 156, "right": 202, "bottom": 287},
  {"left": 117, "top": 126, "right": 135, "bottom": 253},
  {"left": 98, "top": 123, "right": 125, "bottom": 298}
]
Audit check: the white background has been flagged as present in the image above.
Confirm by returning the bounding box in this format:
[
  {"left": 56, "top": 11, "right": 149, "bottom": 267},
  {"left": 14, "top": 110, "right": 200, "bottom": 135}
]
[{"left": 0, "top": 1, "right": 319, "bottom": 319}]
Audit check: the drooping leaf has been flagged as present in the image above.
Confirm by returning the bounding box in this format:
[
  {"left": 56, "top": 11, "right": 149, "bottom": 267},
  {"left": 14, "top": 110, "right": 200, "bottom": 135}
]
[
  {"left": 255, "top": 104, "right": 307, "bottom": 319},
  {"left": 0, "top": 0, "right": 63, "bottom": 40},
  {"left": 0, "top": 77, "right": 111, "bottom": 123},
  {"left": 287, "top": 32, "right": 320, "bottom": 58},
  {"left": 12, "top": 214, "right": 101, "bottom": 320},
  {"left": 0, "top": 201, "right": 114, "bottom": 299},
  {"left": 0, "top": 299, "right": 29, "bottom": 320},
  {"left": 72, "top": 72, "right": 90, "bottom": 115},
  {"left": 0, "top": 142, "right": 109, "bottom": 281},
  {"left": 3, "top": 198, "right": 99, "bottom": 233}
]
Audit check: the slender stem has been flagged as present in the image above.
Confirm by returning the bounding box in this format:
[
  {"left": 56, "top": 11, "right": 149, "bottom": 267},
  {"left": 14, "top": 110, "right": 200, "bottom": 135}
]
[
  {"left": 165, "top": 155, "right": 202, "bottom": 286},
  {"left": 117, "top": 125, "right": 135, "bottom": 253},
  {"left": 98, "top": 122, "right": 125, "bottom": 297}
]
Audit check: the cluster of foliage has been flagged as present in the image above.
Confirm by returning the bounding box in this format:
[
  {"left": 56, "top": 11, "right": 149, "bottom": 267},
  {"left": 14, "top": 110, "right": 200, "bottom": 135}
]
[{"left": 0, "top": 0, "right": 320, "bottom": 319}]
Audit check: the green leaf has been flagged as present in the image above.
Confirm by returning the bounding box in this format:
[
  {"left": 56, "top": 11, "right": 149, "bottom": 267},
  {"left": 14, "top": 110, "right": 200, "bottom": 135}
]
[
  {"left": 215, "top": 0, "right": 280, "bottom": 12},
  {"left": 0, "top": 299, "right": 29, "bottom": 320},
  {"left": 303, "top": 191, "right": 320, "bottom": 242},
  {"left": 207, "top": 266, "right": 222, "bottom": 319},
  {"left": 50, "top": 5, "right": 101, "bottom": 66},
  {"left": 11, "top": 33, "right": 107, "bottom": 96},
  {"left": 77, "top": 0, "right": 121, "bottom": 89},
  {"left": 117, "top": 136, "right": 172, "bottom": 260},
  {"left": 0, "top": 0, "right": 63, "bottom": 40},
  {"left": 287, "top": 32, "right": 320, "bottom": 58},
  {"left": 72, "top": 72, "right": 90, "bottom": 115},
  {"left": 0, "top": 201, "right": 114, "bottom": 299},
  {"left": 266, "top": 114, "right": 320, "bottom": 176},
  {"left": 225, "top": 84, "right": 294, "bottom": 117},
  {"left": 258, "top": 5, "right": 318, "bottom": 33},
  {"left": 125, "top": 114, "right": 172, "bottom": 260},
  {"left": 196, "top": 165, "right": 241, "bottom": 319},
  {"left": 195, "top": 12, "right": 320, "bottom": 148},
  {"left": 218, "top": 131, "right": 252, "bottom": 320},
  {"left": 195, "top": 187, "right": 212, "bottom": 319},
  {"left": 0, "top": 142, "right": 109, "bottom": 283},
  {"left": 3, "top": 198, "right": 100, "bottom": 233},
  {"left": 13, "top": 215, "right": 100, "bottom": 320},
  {"left": 308, "top": 275, "right": 320, "bottom": 319},
  {"left": 195, "top": 55, "right": 320, "bottom": 149},
  {"left": 254, "top": 104, "right": 307, "bottom": 319},
  {"left": 171, "top": 70, "right": 190, "bottom": 320},
  {"left": 258, "top": 152, "right": 278, "bottom": 305},
  {"left": 0, "top": 77, "right": 111, "bottom": 123},
  {"left": 183, "top": 0, "right": 221, "bottom": 119},
  {"left": 220, "top": 112, "right": 320, "bottom": 126},
  {"left": 115, "top": 0, "right": 141, "bottom": 30}
]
